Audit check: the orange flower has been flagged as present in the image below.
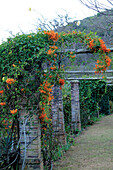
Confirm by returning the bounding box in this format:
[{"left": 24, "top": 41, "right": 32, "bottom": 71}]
[
  {"left": 106, "top": 48, "right": 111, "bottom": 53},
  {"left": 48, "top": 95, "right": 54, "bottom": 101},
  {"left": 70, "top": 55, "right": 76, "bottom": 59},
  {"left": 0, "top": 90, "right": 4, "bottom": 94},
  {"left": 10, "top": 109, "right": 18, "bottom": 115},
  {"left": 49, "top": 45, "right": 58, "bottom": 49},
  {"left": 12, "top": 64, "right": 16, "bottom": 67},
  {"left": 6, "top": 78, "right": 16, "bottom": 85},
  {"left": 21, "top": 88, "right": 24, "bottom": 92},
  {"left": 0, "top": 102, "right": 6, "bottom": 106},
  {"left": 50, "top": 65, "right": 56, "bottom": 70},
  {"left": 47, "top": 49, "right": 55, "bottom": 55},
  {"left": 39, "top": 113, "right": 47, "bottom": 119},
  {"left": 54, "top": 53, "right": 57, "bottom": 57},
  {"left": 96, "top": 60, "right": 100, "bottom": 64},
  {"left": 28, "top": 35, "right": 32, "bottom": 38},
  {"left": 48, "top": 88, "right": 52, "bottom": 92},
  {"left": 39, "top": 89, "right": 46, "bottom": 94},
  {"left": 59, "top": 79, "right": 65, "bottom": 86},
  {"left": 41, "top": 108, "right": 45, "bottom": 111},
  {"left": 70, "top": 52, "right": 73, "bottom": 54},
  {"left": 7, "top": 85, "right": 9, "bottom": 89}
]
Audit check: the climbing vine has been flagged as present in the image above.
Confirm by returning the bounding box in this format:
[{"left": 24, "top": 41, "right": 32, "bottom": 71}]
[{"left": 0, "top": 29, "right": 111, "bottom": 168}]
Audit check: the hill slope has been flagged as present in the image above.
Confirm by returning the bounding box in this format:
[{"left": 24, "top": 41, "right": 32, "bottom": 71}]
[{"left": 57, "top": 9, "right": 113, "bottom": 46}]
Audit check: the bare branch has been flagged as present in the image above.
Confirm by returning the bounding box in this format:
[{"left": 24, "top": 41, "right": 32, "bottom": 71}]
[{"left": 79, "top": 0, "right": 113, "bottom": 12}]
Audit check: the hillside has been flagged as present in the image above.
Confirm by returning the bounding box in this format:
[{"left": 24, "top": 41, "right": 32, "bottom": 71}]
[
  {"left": 57, "top": 10, "right": 113, "bottom": 71},
  {"left": 57, "top": 9, "right": 113, "bottom": 47}
]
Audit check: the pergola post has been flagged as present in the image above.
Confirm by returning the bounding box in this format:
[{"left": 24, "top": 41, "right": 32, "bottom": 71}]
[
  {"left": 51, "top": 84, "right": 66, "bottom": 145},
  {"left": 19, "top": 106, "right": 43, "bottom": 170},
  {"left": 70, "top": 80, "right": 81, "bottom": 132}
]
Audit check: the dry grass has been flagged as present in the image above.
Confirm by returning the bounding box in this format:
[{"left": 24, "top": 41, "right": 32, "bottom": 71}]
[{"left": 53, "top": 115, "right": 113, "bottom": 170}]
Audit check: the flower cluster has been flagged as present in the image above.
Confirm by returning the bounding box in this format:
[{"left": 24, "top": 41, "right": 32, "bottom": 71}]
[
  {"left": 47, "top": 49, "right": 55, "bottom": 55},
  {"left": 39, "top": 80, "right": 54, "bottom": 122},
  {"left": 93, "top": 39, "right": 111, "bottom": 73},
  {"left": 86, "top": 36, "right": 111, "bottom": 73},
  {"left": 0, "top": 102, "right": 6, "bottom": 106},
  {"left": 2, "top": 119, "right": 12, "bottom": 129},
  {"left": 6, "top": 78, "right": 16, "bottom": 85},
  {"left": 89, "top": 39, "right": 95, "bottom": 49},
  {"left": 0, "top": 90, "right": 4, "bottom": 94},
  {"left": 44, "top": 30, "right": 60, "bottom": 42},
  {"left": 59, "top": 78, "right": 65, "bottom": 89},
  {"left": 0, "top": 76, "right": 18, "bottom": 130},
  {"left": 94, "top": 55, "right": 111, "bottom": 73},
  {"left": 99, "top": 39, "right": 111, "bottom": 53}
]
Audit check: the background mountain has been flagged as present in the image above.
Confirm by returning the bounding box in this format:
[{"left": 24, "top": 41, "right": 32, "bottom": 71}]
[
  {"left": 57, "top": 9, "right": 113, "bottom": 46},
  {"left": 57, "top": 9, "right": 113, "bottom": 71}
]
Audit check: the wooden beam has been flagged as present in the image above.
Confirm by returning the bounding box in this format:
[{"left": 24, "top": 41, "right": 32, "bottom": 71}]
[
  {"left": 64, "top": 70, "right": 113, "bottom": 74},
  {"left": 58, "top": 47, "right": 113, "bottom": 54},
  {"left": 66, "top": 77, "right": 113, "bottom": 80}
]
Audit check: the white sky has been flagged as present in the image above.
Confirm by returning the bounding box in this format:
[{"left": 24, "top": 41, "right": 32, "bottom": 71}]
[{"left": 0, "top": 0, "right": 111, "bottom": 44}]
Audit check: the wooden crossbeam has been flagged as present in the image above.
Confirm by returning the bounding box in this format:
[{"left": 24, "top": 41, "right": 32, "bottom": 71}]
[
  {"left": 58, "top": 47, "right": 113, "bottom": 54},
  {"left": 66, "top": 77, "right": 113, "bottom": 80},
  {"left": 64, "top": 70, "right": 113, "bottom": 74}
]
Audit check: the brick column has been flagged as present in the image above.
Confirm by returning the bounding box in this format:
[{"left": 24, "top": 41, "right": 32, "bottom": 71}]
[
  {"left": 19, "top": 107, "right": 43, "bottom": 170},
  {"left": 70, "top": 80, "right": 81, "bottom": 132},
  {"left": 51, "top": 84, "right": 66, "bottom": 145}
]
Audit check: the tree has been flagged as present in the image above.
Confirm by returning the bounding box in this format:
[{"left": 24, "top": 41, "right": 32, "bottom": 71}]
[
  {"left": 29, "top": 8, "right": 76, "bottom": 32},
  {"left": 79, "top": 0, "right": 113, "bottom": 13}
]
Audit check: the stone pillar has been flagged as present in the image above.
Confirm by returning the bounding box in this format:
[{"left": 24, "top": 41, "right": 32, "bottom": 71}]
[
  {"left": 70, "top": 80, "right": 81, "bottom": 132},
  {"left": 19, "top": 107, "right": 43, "bottom": 170},
  {"left": 51, "top": 84, "right": 66, "bottom": 145}
]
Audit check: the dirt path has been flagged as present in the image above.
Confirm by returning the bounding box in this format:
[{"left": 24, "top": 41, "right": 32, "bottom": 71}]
[{"left": 53, "top": 115, "right": 113, "bottom": 170}]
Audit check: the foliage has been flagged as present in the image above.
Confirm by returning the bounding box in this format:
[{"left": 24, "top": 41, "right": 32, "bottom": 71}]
[
  {"left": 0, "top": 28, "right": 111, "bottom": 169},
  {"left": 99, "top": 93, "right": 110, "bottom": 115},
  {"left": 107, "top": 85, "right": 113, "bottom": 101},
  {"left": 79, "top": 79, "right": 106, "bottom": 127},
  {"left": 41, "top": 121, "right": 72, "bottom": 169}
]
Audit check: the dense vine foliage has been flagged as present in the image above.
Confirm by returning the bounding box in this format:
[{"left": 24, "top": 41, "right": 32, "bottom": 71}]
[
  {"left": 0, "top": 29, "right": 111, "bottom": 169},
  {"left": 79, "top": 79, "right": 106, "bottom": 126}
]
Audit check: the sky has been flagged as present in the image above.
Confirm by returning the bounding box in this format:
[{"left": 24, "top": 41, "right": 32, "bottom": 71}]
[{"left": 0, "top": 0, "right": 110, "bottom": 44}]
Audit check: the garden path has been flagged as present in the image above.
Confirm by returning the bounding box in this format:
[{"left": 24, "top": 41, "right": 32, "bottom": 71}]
[{"left": 53, "top": 114, "right": 113, "bottom": 170}]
